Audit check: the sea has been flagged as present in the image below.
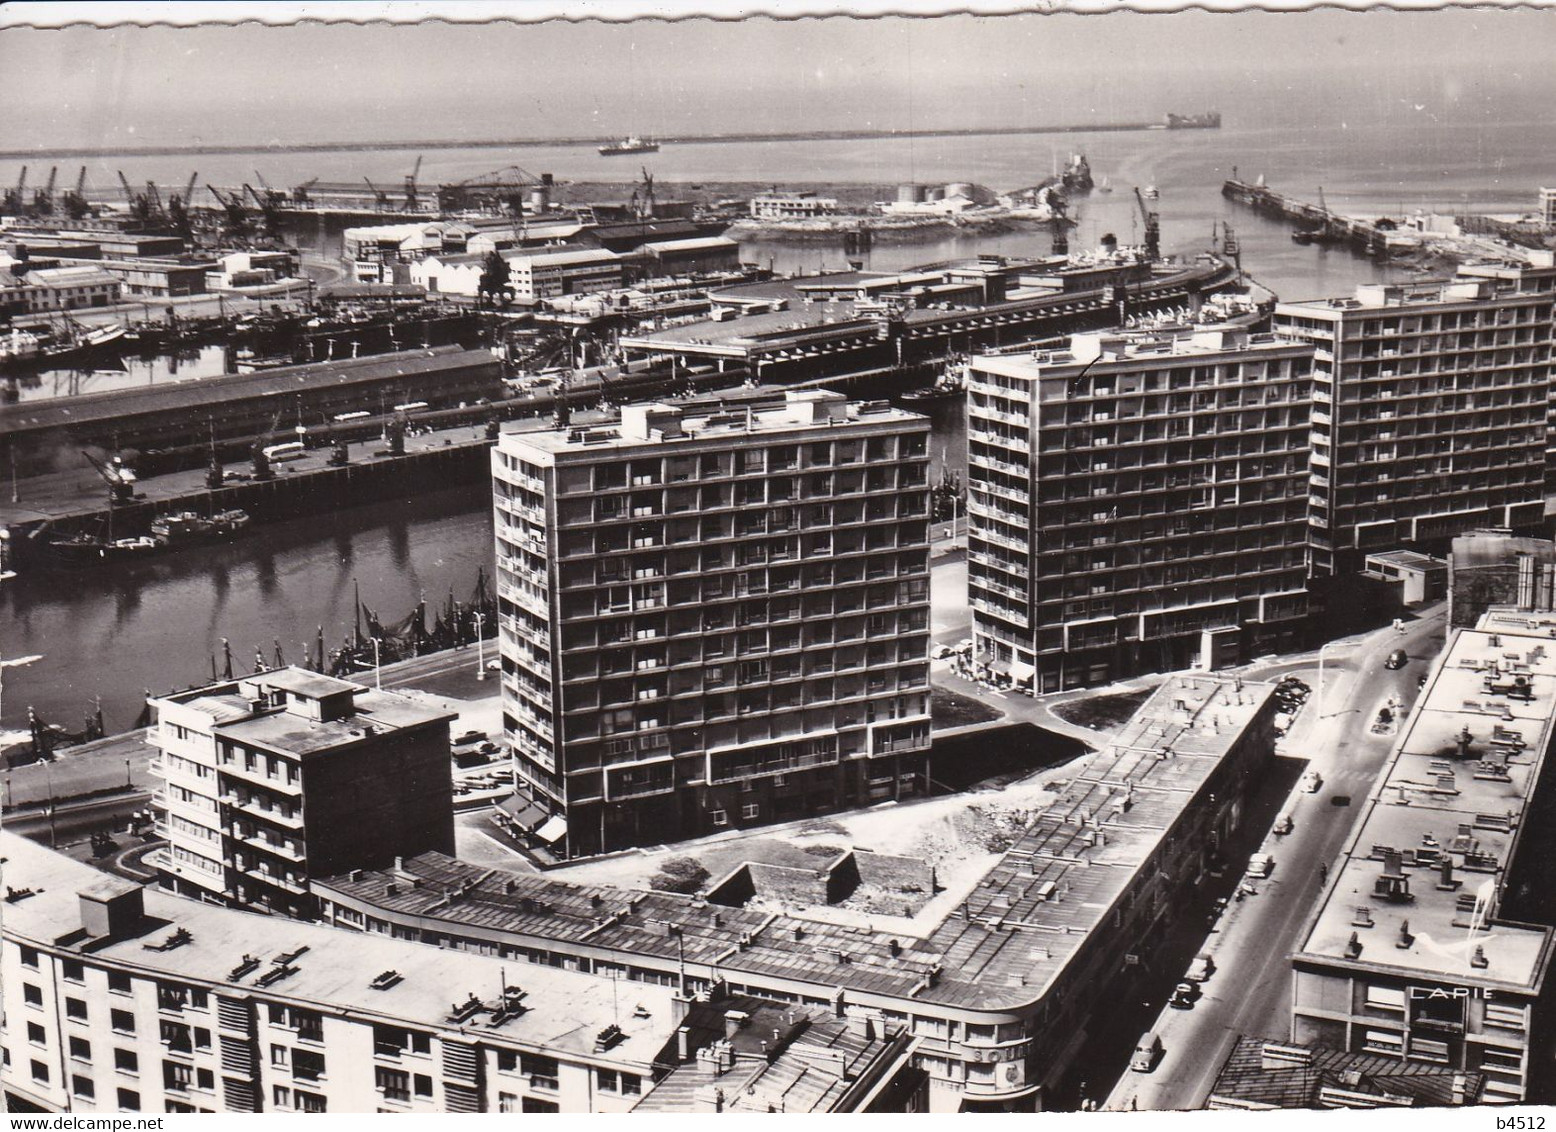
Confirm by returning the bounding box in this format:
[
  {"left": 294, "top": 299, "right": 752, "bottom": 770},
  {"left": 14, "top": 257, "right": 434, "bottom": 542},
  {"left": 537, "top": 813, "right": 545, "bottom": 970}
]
[{"left": 3, "top": 115, "right": 1553, "bottom": 730}]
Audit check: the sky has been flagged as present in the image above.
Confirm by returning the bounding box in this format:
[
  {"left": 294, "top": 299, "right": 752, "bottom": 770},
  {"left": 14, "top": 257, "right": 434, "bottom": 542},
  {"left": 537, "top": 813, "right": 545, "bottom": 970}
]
[{"left": 2, "top": 7, "right": 1554, "bottom": 152}]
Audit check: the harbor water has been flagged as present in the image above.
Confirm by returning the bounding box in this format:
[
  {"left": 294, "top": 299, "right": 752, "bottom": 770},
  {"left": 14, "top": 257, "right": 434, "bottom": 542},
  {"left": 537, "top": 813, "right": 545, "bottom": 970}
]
[{"left": 3, "top": 116, "right": 1552, "bottom": 729}]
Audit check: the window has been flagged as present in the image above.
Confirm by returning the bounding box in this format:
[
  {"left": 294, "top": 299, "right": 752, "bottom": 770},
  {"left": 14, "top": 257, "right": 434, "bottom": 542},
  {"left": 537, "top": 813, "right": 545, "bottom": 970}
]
[
  {"left": 108, "top": 971, "right": 133, "bottom": 995},
  {"left": 117, "top": 1088, "right": 140, "bottom": 1111},
  {"left": 621, "top": 1072, "right": 642, "bottom": 1096},
  {"left": 414, "top": 1073, "right": 433, "bottom": 1098},
  {"left": 31, "top": 1059, "right": 49, "bottom": 1084},
  {"left": 273, "top": 1085, "right": 291, "bottom": 1108},
  {"left": 1362, "top": 1028, "right": 1404, "bottom": 1055},
  {"left": 196, "top": 1067, "right": 214, "bottom": 1091},
  {"left": 27, "top": 1022, "right": 46, "bottom": 1046},
  {"left": 23, "top": 983, "right": 43, "bottom": 1007},
  {"left": 69, "top": 1036, "right": 91, "bottom": 1062},
  {"left": 523, "top": 1098, "right": 560, "bottom": 1113},
  {"left": 115, "top": 1048, "right": 138, "bottom": 1074},
  {"left": 741, "top": 803, "right": 760, "bottom": 820},
  {"left": 160, "top": 1020, "right": 192, "bottom": 1053},
  {"left": 376, "top": 1066, "right": 410, "bottom": 1102},
  {"left": 597, "top": 1068, "right": 619, "bottom": 1092},
  {"left": 499, "top": 1093, "right": 519, "bottom": 1113},
  {"left": 271, "top": 1045, "right": 289, "bottom": 1068},
  {"left": 65, "top": 997, "right": 88, "bottom": 1022},
  {"left": 295, "top": 1091, "right": 327, "bottom": 1113},
  {"left": 710, "top": 808, "right": 728, "bottom": 827},
  {"left": 293, "top": 1048, "right": 326, "bottom": 1082},
  {"left": 61, "top": 958, "right": 85, "bottom": 983},
  {"left": 1485, "top": 1001, "right": 1527, "bottom": 1031},
  {"left": 111, "top": 1009, "right": 135, "bottom": 1035},
  {"left": 521, "top": 1052, "right": 559, "bottom": 1091},
  {"left": 163, "top": 1061, "right": 193, "bottom": 1093},
  {"left": 20, "top": 945, "right": 39, "bottom": 969},
  {"left": 72, "top": 1074, "right": 95, "bottom": 1100}
]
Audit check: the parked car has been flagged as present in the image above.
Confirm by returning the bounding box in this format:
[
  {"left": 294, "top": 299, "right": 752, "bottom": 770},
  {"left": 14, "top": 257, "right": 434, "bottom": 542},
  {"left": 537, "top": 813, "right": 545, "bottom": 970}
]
[
  {"left": 1385, "top": 649, "right": 1409, "bottom": 670},
  {"left": 1186, "top": 952, "right": 1216, "bottom": 982},
  {"left": 931, "top": 644, "right": 955, "bottom": 660},
  {"left": 1301, "top": 770, "right": 1323, "bottom": 793},
  {"left": 1247, "top": 852, "right": 1275, "bottom": 878},
  {"left": 1273, "top": 812, "right": 1294, "bottom": 836},
  {"left": 1167, "top": 982, "right": 1200, "bottom": 1010},
  {"left": 453, "top": 729, "right": 488, "bottom": 747}
]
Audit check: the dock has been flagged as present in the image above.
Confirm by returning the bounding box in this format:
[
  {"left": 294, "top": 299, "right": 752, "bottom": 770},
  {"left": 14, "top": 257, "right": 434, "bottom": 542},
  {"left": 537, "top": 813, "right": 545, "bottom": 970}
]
[{"left": 1221, "top": 178, "right": 1390, "bottom": 255}]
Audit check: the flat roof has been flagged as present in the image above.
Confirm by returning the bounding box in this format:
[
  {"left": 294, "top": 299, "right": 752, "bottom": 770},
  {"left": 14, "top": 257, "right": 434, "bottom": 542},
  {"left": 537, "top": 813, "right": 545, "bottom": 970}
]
[
  {"left": 1294, "top": 623, "right": 1556, "bottom": 991},
  {"left": 0, "top": 831, "right": 680, "bottom": 1067},
  {"left": 319, "top": 673, "right": 1275, "bottom": 1014},
  {"left": 1365, "top": 550, "right": 1446, "bottom": 571},
  {"left": 0, "top": 346, "right": 497, "bottom": 437}
]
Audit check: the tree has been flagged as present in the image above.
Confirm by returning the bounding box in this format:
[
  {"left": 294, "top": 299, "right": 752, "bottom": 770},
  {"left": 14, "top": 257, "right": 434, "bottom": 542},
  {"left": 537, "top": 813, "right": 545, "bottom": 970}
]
[
  {"left": 477, "top": 251, "right": 514, "bottom": 308},
  {"left": 649, "top": 856, "right": 710, "bottom": 894}
]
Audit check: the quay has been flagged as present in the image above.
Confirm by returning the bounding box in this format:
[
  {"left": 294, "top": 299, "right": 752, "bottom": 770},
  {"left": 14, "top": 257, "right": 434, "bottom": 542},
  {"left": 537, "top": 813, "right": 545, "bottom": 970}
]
[{"left": 1221, "top": 176, "right": 1391, "bottom": 255}]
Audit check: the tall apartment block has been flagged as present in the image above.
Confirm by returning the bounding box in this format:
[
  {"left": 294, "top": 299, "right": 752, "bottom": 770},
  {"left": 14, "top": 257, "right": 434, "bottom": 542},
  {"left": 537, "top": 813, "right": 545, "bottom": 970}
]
[
  {"left": 1273, "top": 257, "right": 1556, "bottom": 579},
  {"left": 150, "top": 668, "right": 455, "bottom": 917},
  {"left": 965, "top": 328, "right": 1314, "bottom": 691},
  {"left": 492, "top": 391, "right": 933, "bottom": 859}
]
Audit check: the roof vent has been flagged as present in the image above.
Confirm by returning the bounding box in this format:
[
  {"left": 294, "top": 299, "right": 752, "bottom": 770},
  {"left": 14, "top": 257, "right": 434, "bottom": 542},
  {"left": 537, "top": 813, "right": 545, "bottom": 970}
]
[
  {"left": 1471, "top": 945, "right": 1489, "bottom": 969},
  {"left": 1345, "top": 932, "right": 1363, "bottom": 959},
  {"left": 1396, "top": 919, "right": 1415, "bottom": 949},
  {"left": 228, "top": 955, "right": 262, "bottom": 981},
  {"left": 370, "top": 970, "right": 404, "bottom": 991}
]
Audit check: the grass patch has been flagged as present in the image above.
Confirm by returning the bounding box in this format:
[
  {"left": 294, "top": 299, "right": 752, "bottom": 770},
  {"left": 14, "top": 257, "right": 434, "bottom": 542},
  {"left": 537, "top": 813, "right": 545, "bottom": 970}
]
[
  {"left": 932, "top": 688, "right": 1003, "bottom": 728},
  {"left": 1051, "top": 686, "right": 1160, "bottom": 732}
]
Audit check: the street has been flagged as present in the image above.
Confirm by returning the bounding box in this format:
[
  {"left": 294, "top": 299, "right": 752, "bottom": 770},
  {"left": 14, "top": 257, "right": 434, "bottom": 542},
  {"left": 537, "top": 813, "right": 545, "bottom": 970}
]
[{"left": 1103, "top": 604, "right": 1448, "bottom": 1111}]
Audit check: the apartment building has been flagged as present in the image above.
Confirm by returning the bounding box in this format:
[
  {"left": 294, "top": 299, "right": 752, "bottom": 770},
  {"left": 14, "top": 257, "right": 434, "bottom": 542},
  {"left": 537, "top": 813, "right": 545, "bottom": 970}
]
[
  {"left": 491, "top": 391, "right": 933, "bottom": 857},
  {"left": 1273, "top": 262, "right": 1556, "bottom": 578},
  {"left": 149, "top": 667, "right": 455, "bottom": 916},
  {"left": 317, "top": 672, "right": 1279, "bottom": 1113},
  {"left": 966, "top": 328, "right": 1314, "bottom": 692},
  {"left": 749, "top": 191, "right": 839, "bottom": 220},
  {"left": 1290, "top": 614, "right": 1556, "bottom": 1104},
  {"left": 0, "top": 833, "right": 682, "bottom": 1114}
]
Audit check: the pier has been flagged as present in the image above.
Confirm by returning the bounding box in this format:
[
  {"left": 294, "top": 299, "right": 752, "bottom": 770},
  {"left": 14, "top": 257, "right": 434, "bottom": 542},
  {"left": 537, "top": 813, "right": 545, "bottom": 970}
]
[{"left": 1221, "top": 177, "right": 1390, "bottom": 256}]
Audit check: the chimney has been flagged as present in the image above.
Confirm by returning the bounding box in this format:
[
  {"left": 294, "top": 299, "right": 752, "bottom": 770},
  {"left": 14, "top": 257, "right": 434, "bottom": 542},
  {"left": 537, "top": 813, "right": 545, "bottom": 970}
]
[
  {"left": 394, "top": 856, "right": 405, "bottom": 872},
  {"left": 848, "top": 1014, "right": 877, "bottom": 1042},
  {"left": 1396, "top": 919, "right": 1414, "bottom": 949},
  {"left": 1437, "top": 858, "right": 1460, "bottom": 891},
  {"left": 676, "top": 1026, "right": 691, "bottom": 1063},
  {"left": 724, "top": 1010, "right": 749, "bottom": 1040},
  {"left": 1345, "top": 932, "right": 1363, "bottom": 959},
  {"left": 1471, "top": 945, "right": 1489, "bottom": 969}
]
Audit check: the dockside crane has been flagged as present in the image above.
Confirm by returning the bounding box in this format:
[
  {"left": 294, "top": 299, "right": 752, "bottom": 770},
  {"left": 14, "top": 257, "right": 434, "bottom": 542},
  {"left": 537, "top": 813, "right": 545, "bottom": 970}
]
[
  {"left": 30, "top": 166, "right": 58, "bottom": 217},
  {"left": 403, "top": 155, "right": 424, "bottom": 213},
  {"left": 61, "top": 167, "right": 90, "bottom": 220},
  {"left": 143, "top": 180, "right": 165, "bottom": 219},
  {"left": 206, "top": 183, "right": 251, "bottom": 241},
  {"left": 253, "top": 171, "right": 287, "bottom": 207},
  {"left": 3, "top": 166, "right": 27, "bottom": 215},
  {"left": 82, "top": 450, "right": 137, "bottom": 506},
  {"left": 251, "top": 408, "right": 285, "bottom": 482},
  {"left": 362, "top": 176, "right": 391, "bottom": 211},
  {"left": 291, "top": 177, "right": 319, "bottom": 206},
  {"left": 1133, "top": 185, "right": 1161, "bottom": 262},
  {"left": 167, "top": 171, "right": 199, "bottom": 241},
  {"left": 243, "top": 182, "right": 282, "bottom": 238},
  {"left": 117, "top": 170, "right": 153, "bottom": 224},
  {"left": 1221, "top": 221, "right": 1242, "bottom": 282},
  {"left": 1049, "top": 192, "right": 1070, "bottom": 258}
]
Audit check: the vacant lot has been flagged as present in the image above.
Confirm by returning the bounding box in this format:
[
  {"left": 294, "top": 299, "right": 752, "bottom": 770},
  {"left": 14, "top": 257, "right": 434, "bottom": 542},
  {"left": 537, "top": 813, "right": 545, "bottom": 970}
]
[{"left": 1051, "top": 685, "right": 1159, "bottom": 732}]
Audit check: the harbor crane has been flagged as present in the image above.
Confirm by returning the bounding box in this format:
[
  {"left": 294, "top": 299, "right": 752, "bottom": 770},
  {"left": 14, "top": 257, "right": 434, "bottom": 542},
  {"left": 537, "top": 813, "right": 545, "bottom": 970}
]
[
  {"left": 167, "top": 171, "right": 198, "bottom": 240},
  {"left": 252, "top": 171, "right": 287, "bottom": 207},
  {"left": 291, "top": 177, "right": 319, "bottom": 205},
  {"left": 81, "top": 450, "right": 137, "bottom": 506},
  {"left": 3, "top": 167, "right": 27, "bottom": 215},
  {"left": 1133, "top": 185, "right": 1161, "bottom": 262},
  {"left": 251, "top": 408, "right": 286, "bottom": 482},
  {"left": 362, "top": 176, "right": 391, "bottom": 211},
  {"left": 1050, "top": 191, "right": 1070, "bottom": 258},
  {"left": 243, "top": 182, "right": 283, "bottom": 238},
  {"left": 117, "top": 170, "right": 155, "bottom": 224},
  {"left": 206, "top": 183, "right": 251, "bottom": 240},
  {"left": 403, "top": 155, "right": 424, "bottom": 213},
  {"left": 61, "top": 167, "right": 91, "bottom": 220},
  {"left": 31, "top": 166, "right": 58, "bottom": 217}
]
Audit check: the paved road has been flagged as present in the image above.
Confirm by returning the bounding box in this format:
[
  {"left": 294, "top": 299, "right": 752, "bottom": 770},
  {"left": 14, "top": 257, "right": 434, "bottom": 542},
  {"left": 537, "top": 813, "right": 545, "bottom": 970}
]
[{"left": 1104, "top": 604, "right": 1448, "bottom": 1112}]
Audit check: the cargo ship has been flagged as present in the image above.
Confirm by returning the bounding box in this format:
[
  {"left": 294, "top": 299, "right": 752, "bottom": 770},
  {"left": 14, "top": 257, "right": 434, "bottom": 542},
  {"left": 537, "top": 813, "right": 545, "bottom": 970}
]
[
  {"left": 1164, "top": 112, "right": 1222, "bottom": 130},
  {"left": 598, "top": 136, "right": 660, "bottom": 156}
]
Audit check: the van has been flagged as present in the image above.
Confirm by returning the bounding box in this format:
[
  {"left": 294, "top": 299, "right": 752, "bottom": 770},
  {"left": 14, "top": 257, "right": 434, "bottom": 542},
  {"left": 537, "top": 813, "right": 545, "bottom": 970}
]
[{"left": 1130, "top": 1031, "right": 1162, "bottom": 1073}]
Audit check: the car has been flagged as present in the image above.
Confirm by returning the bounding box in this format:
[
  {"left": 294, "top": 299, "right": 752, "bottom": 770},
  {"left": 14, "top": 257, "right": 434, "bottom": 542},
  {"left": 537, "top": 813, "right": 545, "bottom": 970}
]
[
  {"left": 1167, "top": 981, "right": 1200, "bottom": 1010},
  {"left": 955, "top": 638, "right": 974, "bottom": 654},
  {"left": 1247, "top": 852, "right": 1275, "bottom": 878},
  {"left": 1130, "top": 1031, "right": 1163, "bottom": 1072},
  {"left": 1186, "top": 952, "right": 1215, "bottom": 982},
  {"left": 1272, "top": 812, "right": 1294, "bottom": 835},
  {"left": 453, "top": 729, "right": 488, "bottom": 746},
  {"left": 486, "top": 659, "right": 501, "bottom": 672},
  {"left": 931, "top": 644, "right": 955, "bottom": 660},
  {"left": 1385, "top": 649, "right": 1409, "bottom": 670},
  {"left": 1301, "top": 770, "right": 1323, "bottom": 793}
]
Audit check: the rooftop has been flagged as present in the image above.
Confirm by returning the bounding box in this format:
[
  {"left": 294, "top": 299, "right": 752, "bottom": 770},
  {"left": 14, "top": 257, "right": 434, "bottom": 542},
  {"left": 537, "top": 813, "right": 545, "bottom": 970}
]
[
  {"left": 318, "top": 673, "right": 1276, "bottom": 1013},
  {"left": 1209, "top": 1036, "right": 1483, "bottom": 1109},
  {"left": 0, "top": 346, "right": 498, "bottom": 437},
  {"left": 1365, "top": 549, "right": 1446, "bottom": 571},
  {"left": 972, "top": 327, "right": 1308, "bottom": 381},
  {"left": 1294, "top": 623, "right": 1556, "bottom": 990},
  {"left": 0, "top": 831, "right": 681, "bottom": 1067},
  {"left": 498, "top": 390, "right": 925, "bottom": 459}
]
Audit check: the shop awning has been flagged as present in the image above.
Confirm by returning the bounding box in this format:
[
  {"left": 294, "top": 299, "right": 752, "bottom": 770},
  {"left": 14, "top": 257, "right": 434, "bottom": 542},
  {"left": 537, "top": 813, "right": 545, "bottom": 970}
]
[
  {"left": 534, "top": 815, "right": 569, "bottom": 845},
  {"left": 1010, "top": 659, "right": 1037, "bottom": 683}
]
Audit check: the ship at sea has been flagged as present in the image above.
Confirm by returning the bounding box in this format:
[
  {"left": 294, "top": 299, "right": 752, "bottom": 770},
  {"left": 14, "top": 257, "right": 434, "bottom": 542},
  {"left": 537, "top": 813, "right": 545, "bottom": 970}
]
[
  {"left": 1062, "top": 154, "right": 1094, "bottom": 193},
  {"left": 599, "top": 136, "right": 661, "bottom": 156},
  {"left": 1164, "top": 111, "right": 1222, "bottom": 130}
]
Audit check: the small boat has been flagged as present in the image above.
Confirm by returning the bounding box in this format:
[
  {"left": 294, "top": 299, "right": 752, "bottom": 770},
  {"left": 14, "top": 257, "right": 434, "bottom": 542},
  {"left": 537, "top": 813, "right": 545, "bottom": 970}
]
[
  {"left": 46, "top": 533, "right": 159, "bottom": 564},
  {"left": 150, "top": 508, "right": 252, "bottom": 547},
  {"left": 599, "top": 136, "right": 660, "bottom": 156}
]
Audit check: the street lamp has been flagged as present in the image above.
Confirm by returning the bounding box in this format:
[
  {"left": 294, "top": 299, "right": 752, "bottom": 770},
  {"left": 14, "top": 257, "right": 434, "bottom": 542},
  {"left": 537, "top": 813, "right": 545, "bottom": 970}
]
[
  {"left": 371, "top": 637, "right": 383, "bottom": 691},
  {"left": 1315, "top": 640, "right": 1345, "bottom": 719},
  {"left": 474, "top": 613, "right": 486, "bottom": 680}
]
